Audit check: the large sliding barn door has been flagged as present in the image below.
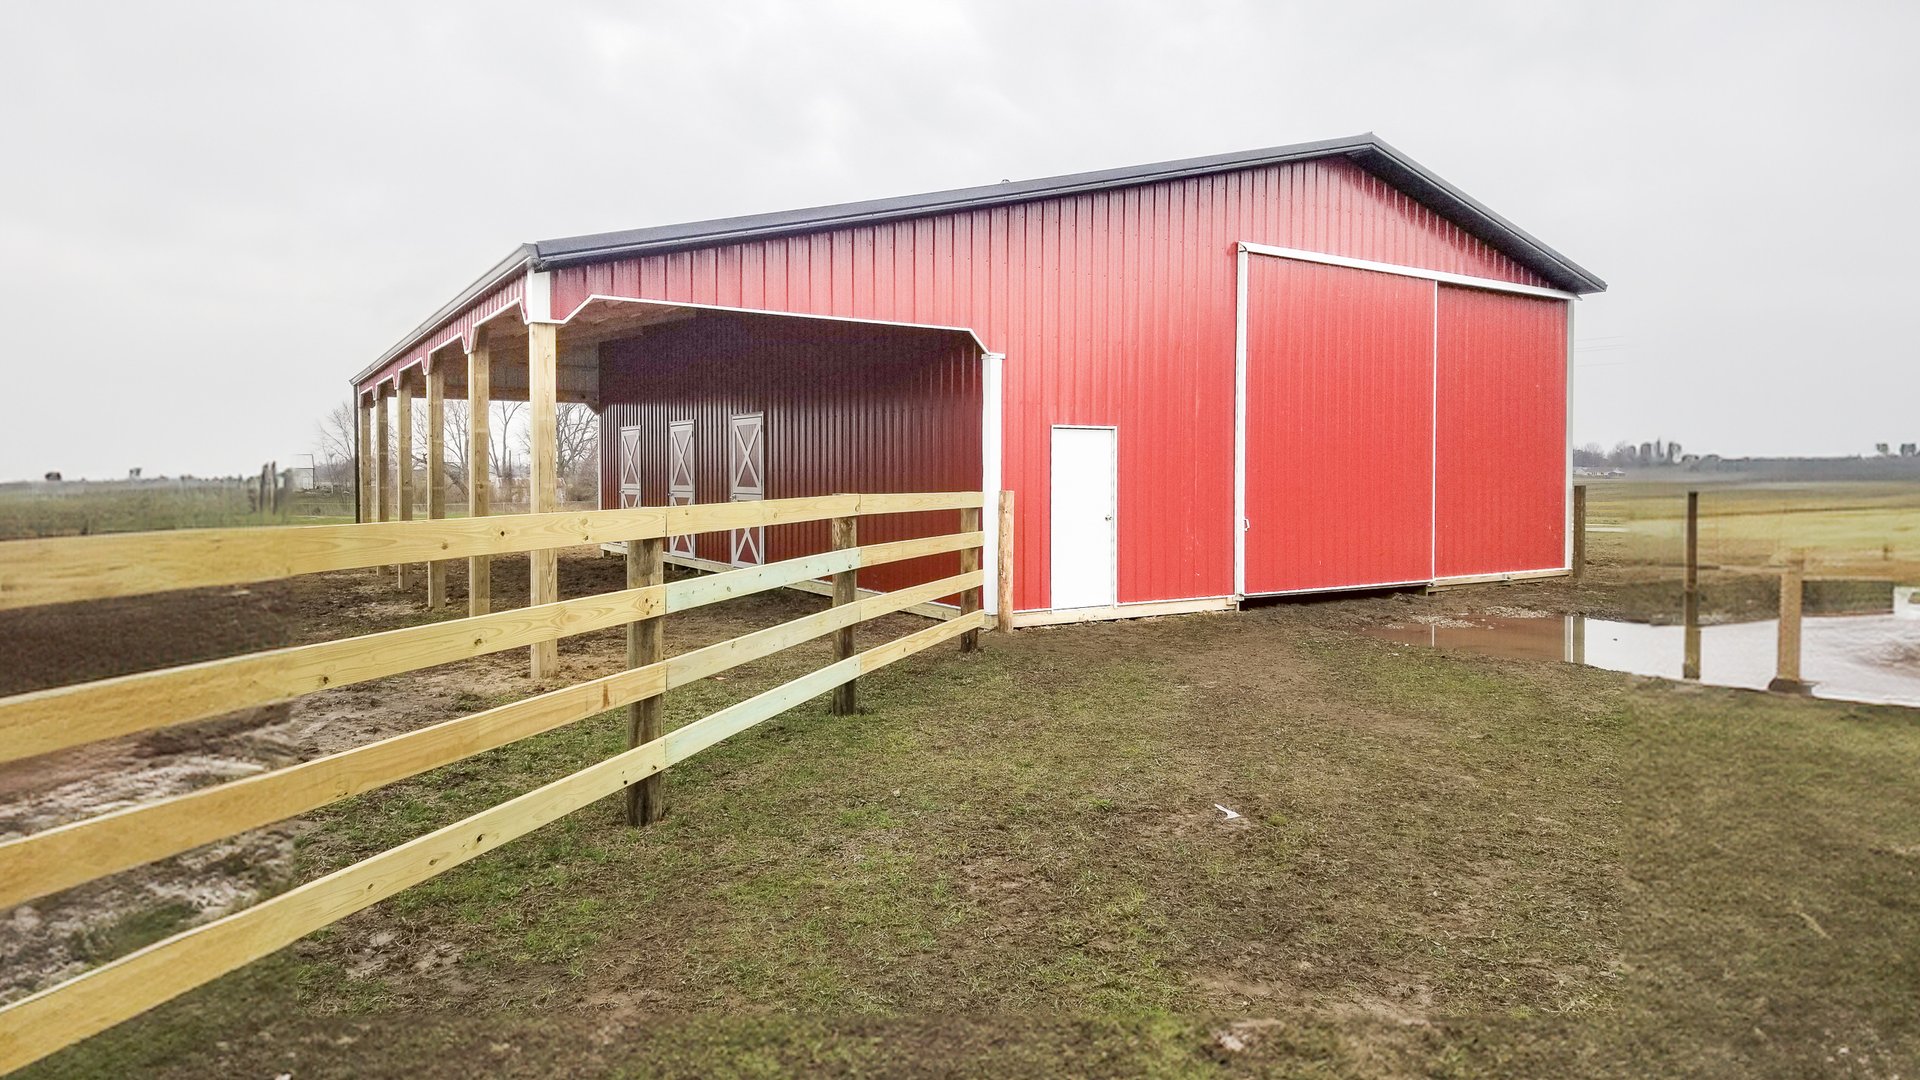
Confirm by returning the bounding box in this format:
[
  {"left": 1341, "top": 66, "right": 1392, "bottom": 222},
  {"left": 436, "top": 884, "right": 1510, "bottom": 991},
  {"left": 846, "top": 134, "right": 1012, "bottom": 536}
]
[
  {"left": 727, "top": 413, "right": 765, "bottom": 566},
  {"left": 667, "top": 420, "right": 695, "bottom": 558},
  {"left": 1242, "top": 257, "right": 1434, "bottom": 594}
]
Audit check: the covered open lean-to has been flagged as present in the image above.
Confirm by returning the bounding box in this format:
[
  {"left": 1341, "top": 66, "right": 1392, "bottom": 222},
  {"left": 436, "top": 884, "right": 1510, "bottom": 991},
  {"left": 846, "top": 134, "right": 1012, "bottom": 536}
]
[{"left": 351, "top": 133, "right": 1604, "bottom": 644}]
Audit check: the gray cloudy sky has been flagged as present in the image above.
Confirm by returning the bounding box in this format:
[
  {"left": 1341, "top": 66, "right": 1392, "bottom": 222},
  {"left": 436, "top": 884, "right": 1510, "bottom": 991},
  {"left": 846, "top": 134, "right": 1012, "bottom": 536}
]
[{"left": 1, "top": 0, "right": 1914, "bottom": 479}]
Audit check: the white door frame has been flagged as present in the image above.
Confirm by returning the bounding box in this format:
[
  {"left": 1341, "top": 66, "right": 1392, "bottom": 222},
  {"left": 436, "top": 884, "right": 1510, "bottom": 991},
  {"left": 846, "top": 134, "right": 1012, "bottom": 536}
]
[{"left": 1049, "top": 424, "right": 1118, "bottom": 611}]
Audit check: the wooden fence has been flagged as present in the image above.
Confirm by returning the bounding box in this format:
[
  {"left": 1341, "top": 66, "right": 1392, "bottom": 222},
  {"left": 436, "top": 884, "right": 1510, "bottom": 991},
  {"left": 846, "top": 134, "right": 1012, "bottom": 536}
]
[{"left": 0, "top": 491, "right": 993, "bottom": 1073}]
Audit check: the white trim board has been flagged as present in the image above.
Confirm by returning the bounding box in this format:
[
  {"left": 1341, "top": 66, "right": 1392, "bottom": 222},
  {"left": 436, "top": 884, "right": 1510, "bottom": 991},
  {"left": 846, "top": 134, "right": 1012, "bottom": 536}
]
[
  {"left": 1237, "top": 242, "right": 1579, "bottom": 301},
  {"left": 1013, "top": 595, "right": 1234, "bottom": 628},
  {"left": 1426, "top": 567, "right": 1571, "bottom": 591},
  {"left": 556, "top": 293, "right": 992, "bottom": 353}
]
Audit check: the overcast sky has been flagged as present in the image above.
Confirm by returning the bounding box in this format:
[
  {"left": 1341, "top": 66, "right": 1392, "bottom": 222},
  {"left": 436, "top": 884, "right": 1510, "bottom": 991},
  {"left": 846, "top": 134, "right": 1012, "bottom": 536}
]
[{"left": 1, "top": 0, "right": 1913, "bottom": 479}]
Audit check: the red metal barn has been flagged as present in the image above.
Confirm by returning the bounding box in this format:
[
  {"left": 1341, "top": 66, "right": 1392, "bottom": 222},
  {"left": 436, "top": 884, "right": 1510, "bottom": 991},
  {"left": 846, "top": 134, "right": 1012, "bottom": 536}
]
[{"left": 353, "top": 134, "right": 1604, "bottom": 625}]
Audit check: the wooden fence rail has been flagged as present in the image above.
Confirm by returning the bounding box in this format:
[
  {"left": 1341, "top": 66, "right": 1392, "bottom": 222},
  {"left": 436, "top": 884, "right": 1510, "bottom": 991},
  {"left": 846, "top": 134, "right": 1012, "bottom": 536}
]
[{"left": 0, "top": 491, "right": 991, "bottom": 1074}]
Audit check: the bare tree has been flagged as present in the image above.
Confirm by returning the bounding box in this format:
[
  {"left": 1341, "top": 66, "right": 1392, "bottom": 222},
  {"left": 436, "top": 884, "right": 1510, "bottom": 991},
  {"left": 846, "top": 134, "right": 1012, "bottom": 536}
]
[
  {"left": 436, "top": 399, "right": 529, "bottom": 503},
  {"left": 442, "top": 400, "right": 471, "bottom": 499},
  {"left": 493, "top": 400, "right": 527, "bottom": 505},
  {"left": 313, "top": 399, "right": 360, "bottom": 489},
  {"left": 516, "top": 402, "right": 600, "bottom": 504}
]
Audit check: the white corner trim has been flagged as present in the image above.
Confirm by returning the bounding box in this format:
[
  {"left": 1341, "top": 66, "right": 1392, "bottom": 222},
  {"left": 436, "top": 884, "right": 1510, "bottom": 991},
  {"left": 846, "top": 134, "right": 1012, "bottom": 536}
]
[
  {"left": 1564, "top": 300, "right": 1577, "bottom": 568},
  {"left": 524, "top": 268, "right": 555, "bottom": 323},
  {"left": 1232, "top": 244, "right": 1250, "bottom": 599},
  {"left": 1238, "top": 242, "right": 1579, "bottom": 300},
  {"left": 981, "top": 351, "right": 1006, "bottom": 617}
]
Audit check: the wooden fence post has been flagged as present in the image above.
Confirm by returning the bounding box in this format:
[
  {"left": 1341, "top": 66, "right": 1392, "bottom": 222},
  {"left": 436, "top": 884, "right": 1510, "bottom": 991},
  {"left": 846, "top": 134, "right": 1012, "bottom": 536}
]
[
  {"left": 831, "top": 514, "right": 858, "bottom": 715},
  {"left": 1571, "top": 484, "right": 1587, "bottom": 582},
  {"left": 1769, "top": 552, "right": 1809, "bottom": 694},
  {"left": 626, "top": 536, "right": 665, "bottom": 825},
  {"left": 996, "top": 491, "right": 1015, "bottom": 633},
  {"left": 959, "top": 505, "right": 982, "bottom": 652},
  {"left": 1682, "top": 490, "right": 1700, "bottom": 680}
]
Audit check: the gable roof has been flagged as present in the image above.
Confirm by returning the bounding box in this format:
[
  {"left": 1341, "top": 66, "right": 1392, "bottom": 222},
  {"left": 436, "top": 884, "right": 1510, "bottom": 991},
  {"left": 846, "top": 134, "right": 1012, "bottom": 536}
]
[
  {"left": 362, "top": 134, "right": 1603, "bottom": 384},
  {"left": 532, "top": 133, "right": 1604, "bottom": 293}
]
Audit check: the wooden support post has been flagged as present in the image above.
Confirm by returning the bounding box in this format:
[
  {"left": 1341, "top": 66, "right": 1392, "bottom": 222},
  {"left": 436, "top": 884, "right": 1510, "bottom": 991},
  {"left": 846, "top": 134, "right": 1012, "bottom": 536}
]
[
  {"left": 1682, "top": 490, "right": 1700, "bottom": 680},
  {"left": 830, "top": 515, "right": 858, "bottom": 715},
  {"left": 395, "top": 372, "right": 415, "bottom": 591},
  {"left": 425, "top": 363, "right": 447, "bottom": 610},
  {"left": 1770, "top": 552, "right": 1809, "bottom": 693},
  {"left": 373, "top": 389, "right": 391, "bottom": 526},
  {"left": 356, "top": 397, "right": 373, "bottom": 524},
  {"left": 528, "top": 322, "right": 559, "bottom": 679},
  {"left": 959, "top": 505, "right": 982, "bottom": 652},
  {"left": 1571, "top": 484, "right": 1587, "bottom": 582},
  {"left": 996, "top": 491, "right": 1015, "bottom": 633},
  {"left": 467, "top": 335, "right": 492, "bottom": 617},
  {"left": 625, "top": 535, "right": 665, "bottom": 825}
]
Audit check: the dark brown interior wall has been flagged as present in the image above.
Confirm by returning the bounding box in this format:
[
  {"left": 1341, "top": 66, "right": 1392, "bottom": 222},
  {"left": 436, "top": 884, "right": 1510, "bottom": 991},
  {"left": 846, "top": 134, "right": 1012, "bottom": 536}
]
[{"left": 597, "top": 311, "right": 982, "bottom": 597}]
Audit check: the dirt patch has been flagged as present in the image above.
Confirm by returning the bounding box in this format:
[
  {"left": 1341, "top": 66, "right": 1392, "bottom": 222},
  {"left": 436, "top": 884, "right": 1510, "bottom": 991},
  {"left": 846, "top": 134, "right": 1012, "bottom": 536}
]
[{"left": 0, "top": 549, "right": 645, "bottom": 1005}]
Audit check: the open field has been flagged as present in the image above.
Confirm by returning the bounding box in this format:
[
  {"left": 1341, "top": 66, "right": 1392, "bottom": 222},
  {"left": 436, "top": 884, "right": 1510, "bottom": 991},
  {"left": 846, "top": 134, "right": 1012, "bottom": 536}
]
[
  {"left": 3, "top": 539, "right": 1917, "bottom": 1077},
  {"left": 1584, "top": 476, "right": 1920, "bottom": 579},
  {"left": 0, "top": 482, "right": 355, "bottom": 539},
  {"left": 0, "top": 481, "right": 605, "bottom": 541},
  {"left": 1577, "top": 475, "right": 1920, "bottom": 624}
]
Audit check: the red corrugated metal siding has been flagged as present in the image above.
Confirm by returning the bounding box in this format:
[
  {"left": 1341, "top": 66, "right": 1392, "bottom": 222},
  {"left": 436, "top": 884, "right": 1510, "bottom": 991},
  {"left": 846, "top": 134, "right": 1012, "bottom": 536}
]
[
  {"left": 1242, "top": 258, "right": 1435, "bottom": 593},
  {"left": 1434, "top": 287, "right": 1569, "bottom": 577},
  {"left": 554, "top": 157, "right": 1548, "bottom": 611},
  {"left": 597, "top": 313, "right": 981, "bottom": 597},
  {"left": 360, "top": 276, "right": 526, "bottom": 394}
]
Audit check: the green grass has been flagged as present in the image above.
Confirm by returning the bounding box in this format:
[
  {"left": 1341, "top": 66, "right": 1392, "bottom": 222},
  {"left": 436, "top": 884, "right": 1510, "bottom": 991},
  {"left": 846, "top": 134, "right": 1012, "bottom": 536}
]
[{"left": 18, "top": 607, "right": 1920, "bottom": 1078}]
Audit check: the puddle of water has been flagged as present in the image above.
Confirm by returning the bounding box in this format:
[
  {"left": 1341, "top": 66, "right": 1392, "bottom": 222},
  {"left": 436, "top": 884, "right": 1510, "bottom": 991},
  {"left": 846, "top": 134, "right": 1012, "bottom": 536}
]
[{"left": 1364, "top": 614, "right": 1920, "bottom": 710}]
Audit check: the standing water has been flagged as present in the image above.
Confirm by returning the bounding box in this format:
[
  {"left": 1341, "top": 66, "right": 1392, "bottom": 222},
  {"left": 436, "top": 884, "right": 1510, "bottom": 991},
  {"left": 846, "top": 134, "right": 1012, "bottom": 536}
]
[{"left": 1363, "top": 613, "right": 1920, "bottom": 709}]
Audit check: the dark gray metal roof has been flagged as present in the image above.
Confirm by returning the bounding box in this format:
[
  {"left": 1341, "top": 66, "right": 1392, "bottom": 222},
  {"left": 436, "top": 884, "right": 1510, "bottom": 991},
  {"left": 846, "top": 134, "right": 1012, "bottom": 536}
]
[
  {"left": 530, "top": 133, "right": 1605, "bottom": 294},
  {"left": 362, "top": 133, "right": 1603, "bottom": 384}
]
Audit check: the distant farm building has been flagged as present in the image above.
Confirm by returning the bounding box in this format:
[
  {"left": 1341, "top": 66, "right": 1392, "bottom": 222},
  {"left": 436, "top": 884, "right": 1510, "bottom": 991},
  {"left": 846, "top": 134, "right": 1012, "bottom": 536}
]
[{"left": 353, "top": 134, "right": 1604, "bottom": 624}]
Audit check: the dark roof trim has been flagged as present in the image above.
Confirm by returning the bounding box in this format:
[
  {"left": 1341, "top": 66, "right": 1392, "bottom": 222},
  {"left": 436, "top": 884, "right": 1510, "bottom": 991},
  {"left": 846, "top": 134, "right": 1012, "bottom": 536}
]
[
  {"left": 530, "top": 133, "right": 1605, "bottom": 294},
  {"left": 354, "top": 244, "right": 534, "bottom": 385}
]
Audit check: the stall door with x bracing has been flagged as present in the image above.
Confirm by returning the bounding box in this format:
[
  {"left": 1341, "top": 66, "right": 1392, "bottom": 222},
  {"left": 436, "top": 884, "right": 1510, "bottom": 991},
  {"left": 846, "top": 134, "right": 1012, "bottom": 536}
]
[
  {"left": 727, "top": 413, "right": 765, "bottom": 565},
  {"left": 616, "top": 426, "right": 643, "bottom": 508},
  {"left": 667, "top": 420, "right": 695, "bottom": 558}
]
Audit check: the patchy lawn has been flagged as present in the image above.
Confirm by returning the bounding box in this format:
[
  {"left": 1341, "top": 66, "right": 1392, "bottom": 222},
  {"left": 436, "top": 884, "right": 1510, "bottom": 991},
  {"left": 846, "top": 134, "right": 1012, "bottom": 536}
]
[{"left": 10, "top": 569, "right": 1920, "bottom": 1078}]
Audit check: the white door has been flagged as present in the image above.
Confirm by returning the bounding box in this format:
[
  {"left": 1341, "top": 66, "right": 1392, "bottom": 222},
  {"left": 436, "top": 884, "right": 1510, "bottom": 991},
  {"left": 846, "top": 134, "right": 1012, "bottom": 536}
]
[
  {"left": 667, "top": 420, "right": 695, "bottom": 557},
  {"left": 617, "top": 426, "right": 642, "bottom": 509},
  {"left": 1050, "top": 426, "right": 1116, "bottom": 610},
  {"left": 728, "top": 413, "right": 765, "bottom": 566}
]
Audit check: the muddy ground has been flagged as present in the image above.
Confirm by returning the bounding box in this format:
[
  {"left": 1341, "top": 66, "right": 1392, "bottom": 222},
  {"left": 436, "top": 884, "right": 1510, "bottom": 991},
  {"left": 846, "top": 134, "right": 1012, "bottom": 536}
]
[
  {"left": 0, "top": 548, "right": 1859, "bottom": 1002},
  {"left": 0, "top": 550, "right": 664, "bottom": 1001},
  {"left": 4, "top": 549, "right": 1916, "bottom": 1078}
]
